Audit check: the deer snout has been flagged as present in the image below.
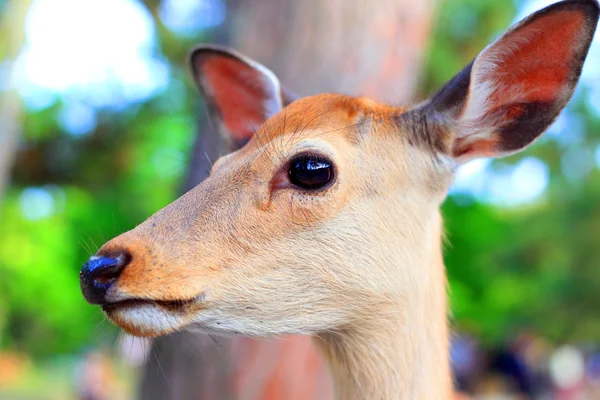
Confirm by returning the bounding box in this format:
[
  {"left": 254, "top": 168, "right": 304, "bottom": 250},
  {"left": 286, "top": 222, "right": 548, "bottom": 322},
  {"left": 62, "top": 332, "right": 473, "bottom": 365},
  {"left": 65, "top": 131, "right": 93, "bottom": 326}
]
[{"left": 80, "top": 253, "right": 130, "bottom": 305}]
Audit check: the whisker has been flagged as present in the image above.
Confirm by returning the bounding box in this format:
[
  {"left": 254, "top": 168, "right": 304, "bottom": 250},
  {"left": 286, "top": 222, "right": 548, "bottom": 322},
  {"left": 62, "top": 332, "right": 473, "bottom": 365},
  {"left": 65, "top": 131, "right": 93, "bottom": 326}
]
[{"left": 151, "top": 344, "right": 173, "bottom": 391}]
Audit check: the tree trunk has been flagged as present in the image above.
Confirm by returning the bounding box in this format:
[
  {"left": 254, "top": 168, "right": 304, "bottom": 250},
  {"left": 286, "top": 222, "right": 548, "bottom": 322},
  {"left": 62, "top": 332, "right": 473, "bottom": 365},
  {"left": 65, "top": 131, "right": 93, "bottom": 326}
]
[
  {"left": 229, "top": 0, "right": 436, "bottom": 103},
  {"left": 139, "top": 0, "right": 437, "bottom": 398}
]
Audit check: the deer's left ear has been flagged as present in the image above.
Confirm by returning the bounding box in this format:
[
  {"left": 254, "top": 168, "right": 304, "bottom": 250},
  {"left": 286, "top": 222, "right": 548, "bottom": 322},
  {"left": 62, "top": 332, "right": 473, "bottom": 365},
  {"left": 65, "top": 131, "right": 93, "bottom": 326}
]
[
  {"left": 422, "top": 0, "right": 599, "bottom": 164},
  {"left": 190, "top": 46, "right": 297, "bottom": 150}
]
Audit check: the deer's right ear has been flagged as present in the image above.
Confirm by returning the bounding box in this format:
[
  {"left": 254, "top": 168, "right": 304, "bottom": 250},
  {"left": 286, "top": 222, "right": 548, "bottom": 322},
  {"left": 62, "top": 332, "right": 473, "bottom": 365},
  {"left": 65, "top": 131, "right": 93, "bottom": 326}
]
[{"left": 190, "top": 46, "right": 297, "bottom": 150}]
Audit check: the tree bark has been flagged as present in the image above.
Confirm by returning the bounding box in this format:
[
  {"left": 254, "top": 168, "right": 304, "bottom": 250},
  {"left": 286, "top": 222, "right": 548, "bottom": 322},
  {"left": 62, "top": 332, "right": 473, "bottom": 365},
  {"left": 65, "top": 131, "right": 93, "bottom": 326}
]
[
  {"left": 139, "top": 0, "right": 437, "bottom": 398},
  {"left": 229, "top": 0, "right": 436, "bottom": 103}
]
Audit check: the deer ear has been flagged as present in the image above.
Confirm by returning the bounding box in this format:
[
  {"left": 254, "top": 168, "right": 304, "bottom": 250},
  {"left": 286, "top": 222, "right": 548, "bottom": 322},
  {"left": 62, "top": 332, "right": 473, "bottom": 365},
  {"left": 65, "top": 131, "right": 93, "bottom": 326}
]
[
  {"left": 190, "top": 46, "right": 298, "bottom": 150},
  {"left": 423, "top": 0, "right": 599, "bottom": 164}
]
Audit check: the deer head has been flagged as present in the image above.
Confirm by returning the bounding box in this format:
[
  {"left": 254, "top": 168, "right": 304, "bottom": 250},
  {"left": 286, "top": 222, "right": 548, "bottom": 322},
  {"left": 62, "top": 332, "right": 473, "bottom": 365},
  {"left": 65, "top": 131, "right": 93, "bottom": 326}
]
[{"left": 80, "top": 1, "right": 598, "bottom": 396}]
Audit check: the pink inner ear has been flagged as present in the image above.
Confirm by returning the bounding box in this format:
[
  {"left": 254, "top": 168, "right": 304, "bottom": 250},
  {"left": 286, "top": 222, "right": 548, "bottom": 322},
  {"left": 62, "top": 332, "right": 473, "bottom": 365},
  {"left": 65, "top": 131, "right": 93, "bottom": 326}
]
[
  {"left": 453, "top": 136, "right": 499, "bottom": 159},
  {"left": 203, "top": 56, "right": 271, "bottom": 143},
  {"left": 487, "top": 9, "right": 586, "bottom": 111}
]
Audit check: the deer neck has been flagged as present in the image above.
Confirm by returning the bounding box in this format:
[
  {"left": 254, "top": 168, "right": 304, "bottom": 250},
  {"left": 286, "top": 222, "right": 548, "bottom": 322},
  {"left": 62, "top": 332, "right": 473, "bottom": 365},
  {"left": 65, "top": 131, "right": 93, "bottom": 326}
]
[{"left": 315, "top": 212, "right": 452, "bottom": 400}]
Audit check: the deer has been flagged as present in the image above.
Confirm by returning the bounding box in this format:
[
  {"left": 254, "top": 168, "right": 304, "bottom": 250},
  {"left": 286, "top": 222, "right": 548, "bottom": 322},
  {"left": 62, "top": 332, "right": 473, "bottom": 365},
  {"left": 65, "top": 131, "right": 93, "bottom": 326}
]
[{"left": 79, "top": 1, "right": 599, "bottom": 398}]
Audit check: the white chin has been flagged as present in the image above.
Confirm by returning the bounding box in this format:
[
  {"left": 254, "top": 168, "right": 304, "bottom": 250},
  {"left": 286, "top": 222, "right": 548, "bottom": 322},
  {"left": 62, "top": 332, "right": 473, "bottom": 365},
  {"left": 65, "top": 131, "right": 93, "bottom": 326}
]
[{"left": 105, "top": 303, "right": 188, "bottom": 337}]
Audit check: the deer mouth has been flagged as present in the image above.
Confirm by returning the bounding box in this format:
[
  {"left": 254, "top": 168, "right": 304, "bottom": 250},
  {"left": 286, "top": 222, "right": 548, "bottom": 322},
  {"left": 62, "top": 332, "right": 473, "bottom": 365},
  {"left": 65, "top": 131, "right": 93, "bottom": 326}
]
[
  {"left": 100, "top": 294, "right": 206, "bottom": 337},
  {"left": 102, "top": 299, "right": 190, "bottom": 312},
  {"left": 102, "top": 297, "right": 198, "bottom": 313}
]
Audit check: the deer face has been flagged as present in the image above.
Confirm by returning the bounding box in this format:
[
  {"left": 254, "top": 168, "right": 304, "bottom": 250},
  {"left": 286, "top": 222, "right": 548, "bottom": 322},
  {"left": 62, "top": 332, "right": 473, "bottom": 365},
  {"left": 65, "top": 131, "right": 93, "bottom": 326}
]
[
  {"left": 83, "top": 93, "right": 452, "bottom": 337},
  {"left": 80, "top": 1, "right": 599, "bottom": 338}
]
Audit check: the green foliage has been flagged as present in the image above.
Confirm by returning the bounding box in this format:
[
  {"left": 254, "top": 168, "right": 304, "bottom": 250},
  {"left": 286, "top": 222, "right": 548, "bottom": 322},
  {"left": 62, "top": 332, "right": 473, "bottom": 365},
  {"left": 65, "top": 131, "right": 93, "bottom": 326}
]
[
  {"left": 420, "top": 0, "right": 517, "bottom": 98},
  {"left": 0, "top": 92, "right": 202, "bottom": 355},
  {"left": 1, "top": 187, "right": 99, "bottom": 354},
  {"left": 0, "top": 0, "right": 207, "bottom": 354},
  {"left": 445, "top": 166, "right": 600, "bottom": 344}
]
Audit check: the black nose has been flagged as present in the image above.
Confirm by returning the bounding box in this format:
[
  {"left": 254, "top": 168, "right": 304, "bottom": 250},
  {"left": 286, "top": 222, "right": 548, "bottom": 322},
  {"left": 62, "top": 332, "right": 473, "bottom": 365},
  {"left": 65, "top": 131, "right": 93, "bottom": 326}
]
[{"left": 80, "top": 254, "right": 129, "bottom": 305}]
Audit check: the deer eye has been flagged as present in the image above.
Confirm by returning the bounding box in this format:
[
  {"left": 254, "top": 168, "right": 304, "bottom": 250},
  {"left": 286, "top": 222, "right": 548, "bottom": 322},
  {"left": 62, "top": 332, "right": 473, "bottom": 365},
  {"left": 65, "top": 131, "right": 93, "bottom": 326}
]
[{"left": 288, "top": 153, "right": 335, "bottom": 190}]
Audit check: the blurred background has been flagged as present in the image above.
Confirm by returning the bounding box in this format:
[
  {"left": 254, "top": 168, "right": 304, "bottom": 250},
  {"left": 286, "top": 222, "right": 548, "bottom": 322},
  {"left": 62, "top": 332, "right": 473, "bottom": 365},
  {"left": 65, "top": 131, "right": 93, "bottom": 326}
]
[{"left": 1, "top": 0, "right": 600, "bottom": 399}]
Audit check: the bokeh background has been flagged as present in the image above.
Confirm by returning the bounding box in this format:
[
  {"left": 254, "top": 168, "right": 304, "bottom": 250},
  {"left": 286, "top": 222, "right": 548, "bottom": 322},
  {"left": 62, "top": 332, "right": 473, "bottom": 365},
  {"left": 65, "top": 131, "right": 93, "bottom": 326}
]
[{"left": 1, "top": 0, "right": 600, "bottom": 399}]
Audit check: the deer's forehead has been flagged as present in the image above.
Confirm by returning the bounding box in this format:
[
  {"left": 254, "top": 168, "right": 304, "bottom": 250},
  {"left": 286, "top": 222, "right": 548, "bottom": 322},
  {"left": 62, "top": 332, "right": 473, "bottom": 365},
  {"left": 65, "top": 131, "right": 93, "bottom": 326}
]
[
  {"left": 254, "top": 94, "right": 402, "bottom": 145},
  {"left": 235, "top": 93, "right": 453, "bottom": 185}
]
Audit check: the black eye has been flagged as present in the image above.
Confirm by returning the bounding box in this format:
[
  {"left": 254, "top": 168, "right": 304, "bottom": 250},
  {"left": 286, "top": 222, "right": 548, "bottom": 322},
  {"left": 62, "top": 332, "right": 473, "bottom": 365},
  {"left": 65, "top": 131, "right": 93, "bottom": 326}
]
[{"left": 288, "top": 154, "right": 335, "bottom": 190}]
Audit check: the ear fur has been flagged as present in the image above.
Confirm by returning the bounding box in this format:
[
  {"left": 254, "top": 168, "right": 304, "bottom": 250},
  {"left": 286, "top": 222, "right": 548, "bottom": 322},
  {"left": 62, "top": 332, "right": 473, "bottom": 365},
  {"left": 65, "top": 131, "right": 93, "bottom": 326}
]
[
  {"left": 422, "top": 0, "right": 599, "bottom": 163},
  {"left": 190, "top": 45, "right": 298, "bottom": 150}
]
